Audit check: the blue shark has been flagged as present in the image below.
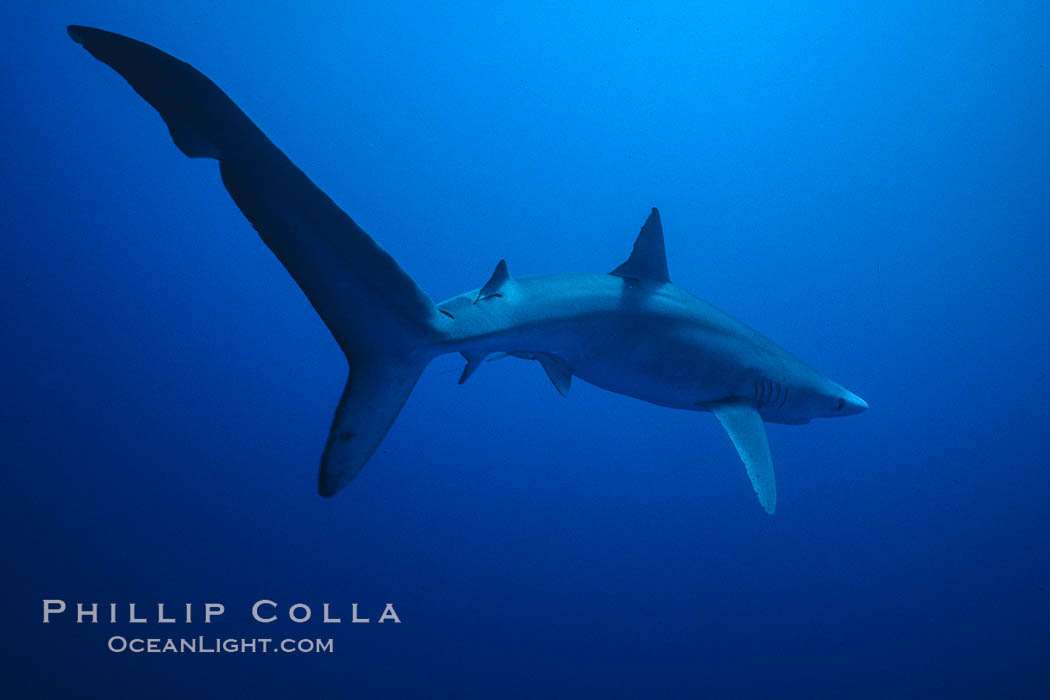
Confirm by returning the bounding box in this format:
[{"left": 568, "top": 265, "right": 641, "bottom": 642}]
[{"left": 69, "top": 26, "right": 867, "bottom": 514}]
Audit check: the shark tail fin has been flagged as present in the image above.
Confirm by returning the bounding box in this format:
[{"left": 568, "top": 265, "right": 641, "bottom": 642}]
[
  {"left": 67, "top": 25, "right": 268, "bottom": 161},
  {"left": 70, "top": 26, "right": 446, "bottom": 497},
  {"left": 319, "top": 357, "right": 427, "bottom": 497}
]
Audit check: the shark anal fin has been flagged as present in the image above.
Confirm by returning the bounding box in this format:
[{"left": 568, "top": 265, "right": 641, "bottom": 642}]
[
  {"left": 611, "top": 208, "right": 670, "bottom": 283},
  {"left": 537, "top": 353, "right": 573, "bottom": 397},
  {"left": 710, "top": 401, "right": 776, "bottom": 514},
  {"left": 459, "top": 349, "right": 570, "bottom": 396},
  {"left": 458, "top": 352, "right": 485, "bottom": 384}
]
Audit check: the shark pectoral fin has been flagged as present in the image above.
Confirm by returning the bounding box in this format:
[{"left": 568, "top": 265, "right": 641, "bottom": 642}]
[
  {"left": 710, "top": 402, "right": 776, "bottom": 515},
  {"left": 536, "top": 353, "right": 573, "bottom": 397},
  {"left": 319, "top": 358, "right": 426, "bottom": 497}
]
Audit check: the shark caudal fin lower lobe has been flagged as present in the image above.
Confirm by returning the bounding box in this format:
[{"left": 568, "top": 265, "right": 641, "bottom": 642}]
[{"left": 69, "top": 26, "right": 443, "bottom": 497}]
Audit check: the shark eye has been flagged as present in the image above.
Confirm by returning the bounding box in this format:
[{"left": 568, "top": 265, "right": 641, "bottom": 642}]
[{"left": 836, "top": 398, "right": 845, "bottom": 411}]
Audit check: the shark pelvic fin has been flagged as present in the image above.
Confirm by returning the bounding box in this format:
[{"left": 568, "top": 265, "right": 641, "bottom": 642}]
[
  {"left": 710, "top": 401, "right": 776, "bottom": 515},
  {"left": 476, "top": 259, "right": 511, "bottom": 303},
  {"left": 611, "top": 208, "right": 670, "bottom": 283},
  {"left": 537, "top": 353, "right": 573, "bottom": 397}
]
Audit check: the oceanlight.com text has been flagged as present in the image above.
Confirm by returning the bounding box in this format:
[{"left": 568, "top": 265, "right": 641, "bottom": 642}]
[{"left": 107, "top": 636, "right": 334, "bottom": 654}]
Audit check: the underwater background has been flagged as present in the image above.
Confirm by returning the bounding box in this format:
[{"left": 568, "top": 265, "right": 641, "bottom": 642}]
[{"left": 2, "top": 1, "right": 1048, "bottom": 697}]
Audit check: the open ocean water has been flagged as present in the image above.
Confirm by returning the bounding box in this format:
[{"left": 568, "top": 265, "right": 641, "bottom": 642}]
[{"left": 2, "top": 2, "right": 1048, "bottom": 698}]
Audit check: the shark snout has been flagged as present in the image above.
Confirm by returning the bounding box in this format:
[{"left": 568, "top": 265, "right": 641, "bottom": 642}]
[{"left": 842, "top": 392, "right": 868, "bottom": 415}]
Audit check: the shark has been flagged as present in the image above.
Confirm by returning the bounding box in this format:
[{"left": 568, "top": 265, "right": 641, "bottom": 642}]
[{"left": 69, "top": 26, "right": 867, "bottom": 514}]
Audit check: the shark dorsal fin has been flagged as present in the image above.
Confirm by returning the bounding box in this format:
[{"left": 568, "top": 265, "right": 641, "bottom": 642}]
[
  {"left": 476, "top": 259, "right": 511, "bottom": 302},
  {"left": 611, "top": 208, "right": 670, "bottom": 283}
]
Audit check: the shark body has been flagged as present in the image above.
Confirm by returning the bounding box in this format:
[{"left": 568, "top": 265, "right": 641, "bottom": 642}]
[{"left": 69, "top": 26, "right": 867, "bottom": 514}]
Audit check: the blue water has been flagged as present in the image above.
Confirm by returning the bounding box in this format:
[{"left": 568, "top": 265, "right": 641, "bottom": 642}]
[{"left": 3, "top": 2, "right": 1048, "bottom": 697}]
